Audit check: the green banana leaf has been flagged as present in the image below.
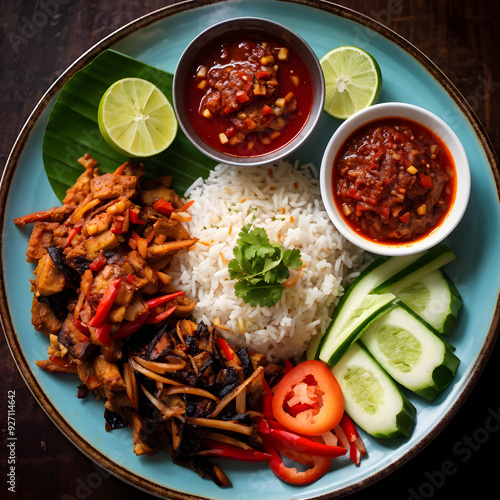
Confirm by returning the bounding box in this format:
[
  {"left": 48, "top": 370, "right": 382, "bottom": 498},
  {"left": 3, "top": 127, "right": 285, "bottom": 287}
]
[{"left": 42, "top": 49, "right": 216, "bottom": 202}]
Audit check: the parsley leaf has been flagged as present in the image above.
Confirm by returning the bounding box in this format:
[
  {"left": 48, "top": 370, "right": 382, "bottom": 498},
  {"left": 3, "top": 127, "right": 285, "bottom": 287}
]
[{"left": 228, "top": 224, "right": 302, "bottom": 307}]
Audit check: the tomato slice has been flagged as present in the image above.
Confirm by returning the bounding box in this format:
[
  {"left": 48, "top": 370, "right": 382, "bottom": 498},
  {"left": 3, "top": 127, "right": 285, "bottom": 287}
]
[{"left": 272, "top": 360, "right": 344, "bottom": 436}]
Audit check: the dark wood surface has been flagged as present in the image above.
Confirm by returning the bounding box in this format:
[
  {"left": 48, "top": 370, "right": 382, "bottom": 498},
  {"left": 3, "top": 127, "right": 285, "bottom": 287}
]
[{"left": 1, "top": 1, "right": 499, "bottom": 499}]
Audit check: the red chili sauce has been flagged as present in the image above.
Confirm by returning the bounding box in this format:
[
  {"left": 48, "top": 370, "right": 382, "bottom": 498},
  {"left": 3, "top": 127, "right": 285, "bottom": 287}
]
[
  {"left": 184, "top": 35, "right": 313, "bottom": 157},
  {"left": 332, "top": 118, "right": 457, "bottom": 243}
]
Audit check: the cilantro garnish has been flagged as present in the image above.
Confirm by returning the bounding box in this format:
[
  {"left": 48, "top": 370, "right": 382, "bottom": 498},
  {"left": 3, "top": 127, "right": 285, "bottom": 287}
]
[{"left": 228, "top": 224, "right": 302, "bottom": 307}]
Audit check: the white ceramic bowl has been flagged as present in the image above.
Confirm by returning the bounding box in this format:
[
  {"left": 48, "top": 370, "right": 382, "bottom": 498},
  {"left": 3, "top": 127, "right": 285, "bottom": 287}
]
[{"left": 320, "top": 102, "right": 471, "bottom": 256}]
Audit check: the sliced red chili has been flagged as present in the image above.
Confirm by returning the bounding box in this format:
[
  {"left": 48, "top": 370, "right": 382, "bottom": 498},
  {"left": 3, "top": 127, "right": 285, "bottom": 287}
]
[
  {"left": 88, "top": 278, "right": 122, "bottom": 328},
  {"left": 235, "top": 91, "right": 250, "bottom": 103},
  {"left": 65, "top": 225, "right": 81, "bottom": 247},
  {"left": 399, "top": 211, "right": 411, "bottom": 224},
  {"left": 261, "top": 104, "right": 273, "bottom": 116},
  {"left": 89, "top": 253, "right": 107, "bottom": 271},
  {"left": 261, "top": 380, "right": 274, "bottom": 420},
  {"left": 339, "top": 413, "right": 359, "bottom": 443},
  {"left": 111, "top": 216, "right": 126, "bottom": 234},
  {"left": 129, "top": 209, "right": 146, "bottom": 225},
  {"left": 198, "top": 439, "right": 271, "bottom": 463},
  {"left": 420, "top": 174, "right": 433, "bottom": 188},
  {"left": 144, "top": 305, "right": 177, "bottom": 324},
  {"left": 254, "top": 70, "right": 271, "bottom": 79},
  {"left": 94, "top": 323, "right": 112, "bottom": 346},
  {"left": 262, "top": 435, "right": 332, "bottom": 485},
  {"left": 153, "top": 199, "right": 174, "bottom": 217},
  {"left": 266, "top": 424, "right": 347, "bottom": 458},
  {"left": 73, "top": 319, "right": 90, "bottom": 337},
  {"left": 112, "top": 311, "right": 149, "bottom": 341},
  {"left": 348, "top": 187, "right": 362, "bottom": 200},
  {"left": 145, "top": 291, "right": 185, "bottom": 309},
  {"left": 216, "top": 337, "right": 235, "bottom": 361}
]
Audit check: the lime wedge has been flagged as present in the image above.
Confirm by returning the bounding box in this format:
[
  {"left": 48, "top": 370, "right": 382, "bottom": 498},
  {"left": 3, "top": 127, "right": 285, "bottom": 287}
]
[
  {"left": 98, "top": 77, "right": 177, "bottom": 157},
  {"left": 320, "top": 46, "right": 382, "bottom": 119}
]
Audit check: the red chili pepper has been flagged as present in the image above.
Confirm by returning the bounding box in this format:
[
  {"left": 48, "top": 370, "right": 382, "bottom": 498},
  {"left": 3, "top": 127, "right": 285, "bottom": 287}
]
[
  {"left": 235, "top": 90, "right": 250, "bottom": 103},
  {"left": 198, "top": 439, "right": 271, "bottom": 463},
  {"left": 420, "top": 174, "right": 433, "bottom": 188},
  {"left": 284, "top": 359, "right": 295, "bottom": 373},
  {"left": 216, "top": 337, "right": 235, "bottom": 360},
  {"left": 73, "top": 319, "right": 90, "bottom": 337},
  {"left": 340, "top": 413, "right": 359, "bottom": 443},
  {"left": 89, "top": 253, "right": 107, "bottom": 271},
  {"left": 88, "top": 278, "right": 122, "bottom": 328},
  {"left": 144, "top": 305, "right": 177, "bottom": 324},
  {"left": 129, "top": 209, "right": 146, "bottom": 225},
  {"left": 65, "top": 225, "right": 81, "bottom": 247},
  {"left": 153, "top": 199, "right": 174, "bottom": 217},
  {"left": 266, "top": 425, "right": 347, "bottom": 458},
  {"left": 399, "top": 211, "right": 411, "bottom": 224},
  {"left": 111, "top": 216, "right": 126, "bottom": 234},
  {"left": 223, "top": 105, "right": 234, "bottom": 115},
  {"left": 261, "top": 104, "right": 273, "bottom": 116},
  {"left": 348, "top": 187, "right": 362, "bottom": 200},
  {"left": 255, "top": 70, "right": 271, "bottom": 79},
  {"left": 145, "top": 291, "right": 185, "bottom": 309},
  {"left": 112, "top": 311, "right": 149, "bottom": 341},
  {"left": 261, "top": 380, "right": 274, "bottom": 420},
  {"left": 261, "top": 435, "right": 332, "bottom": 485},
  {"left": 94, "top": 322, "right": 112, "bottom": 346},
  {"left": 349, "top": 441, "right": 361, "bottom": 466}
]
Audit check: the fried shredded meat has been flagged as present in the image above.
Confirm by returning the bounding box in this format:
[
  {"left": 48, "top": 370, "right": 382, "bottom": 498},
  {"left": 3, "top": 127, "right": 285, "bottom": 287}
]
[{"left": 16, "top": 155, "right": 283, "bottom": 486}]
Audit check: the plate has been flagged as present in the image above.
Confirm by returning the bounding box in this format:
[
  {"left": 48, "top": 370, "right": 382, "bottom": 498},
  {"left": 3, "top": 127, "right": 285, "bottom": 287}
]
[{"left": 1, "top": 1, "right": 499, "bottom": 499}]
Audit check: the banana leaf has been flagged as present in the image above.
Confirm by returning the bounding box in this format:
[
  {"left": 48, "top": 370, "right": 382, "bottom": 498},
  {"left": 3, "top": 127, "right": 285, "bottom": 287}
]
[{"left": 42, "top": 49, "right": 216, "bottom": 202}]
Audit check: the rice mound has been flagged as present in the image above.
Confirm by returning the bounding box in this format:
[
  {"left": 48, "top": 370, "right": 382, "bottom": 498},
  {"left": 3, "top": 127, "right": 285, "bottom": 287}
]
[{"left": 170, "top": 160, "right": 365, "bottom": 362}]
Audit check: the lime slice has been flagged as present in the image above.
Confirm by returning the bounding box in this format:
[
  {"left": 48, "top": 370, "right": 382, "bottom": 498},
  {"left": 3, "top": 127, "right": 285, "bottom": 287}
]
[
  {"left": 320, "top": 46, "right": 382, "bottom": 119},
  {"left": 98, "top": 77, "right": 177, "bottom": 157}
]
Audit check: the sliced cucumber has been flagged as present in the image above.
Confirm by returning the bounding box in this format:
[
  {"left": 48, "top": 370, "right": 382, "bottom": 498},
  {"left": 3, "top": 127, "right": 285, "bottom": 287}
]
[
  {"left": 360, "top": 302, "right": 460, "bottom": 400},
  {"left": 372, "top": 245, "right": 456, "bottom": 296},
  {"left": 396, "top": 269, "right": 462, "bottom": 335},
  {"left": 311, "top": 247, "right": 456, "bottom": 364},
  {"left": 331, "top": 342, "right": 416, "bottom": 438},
  {"left": 307, "top": 253, "right": 423, "bottom": 362}
]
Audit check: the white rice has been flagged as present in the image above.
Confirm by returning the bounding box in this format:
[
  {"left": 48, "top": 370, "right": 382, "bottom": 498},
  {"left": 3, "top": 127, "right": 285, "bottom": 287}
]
[{"left": 169, "top": 160, "right": 366, "bottom": 362}]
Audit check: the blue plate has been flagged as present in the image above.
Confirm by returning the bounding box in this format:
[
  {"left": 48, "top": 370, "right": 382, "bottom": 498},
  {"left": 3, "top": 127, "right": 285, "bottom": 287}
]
[{"left": 1, "top": 1, "right": 499, "bottom": 499}]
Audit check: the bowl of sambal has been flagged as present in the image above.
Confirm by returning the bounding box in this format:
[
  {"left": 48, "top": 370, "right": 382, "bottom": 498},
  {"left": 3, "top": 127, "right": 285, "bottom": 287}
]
[
  {"left": 173, "top": 17, "right": 325, "bottom": 167},
  {"left": 320, "top": 102, "right": 471, "bottom": 256}
]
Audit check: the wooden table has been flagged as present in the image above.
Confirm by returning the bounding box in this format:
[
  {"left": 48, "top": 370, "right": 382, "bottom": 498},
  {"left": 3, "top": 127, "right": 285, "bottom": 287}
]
[{"left": 1, "top": 1, "right": 499, "bottom": 498}]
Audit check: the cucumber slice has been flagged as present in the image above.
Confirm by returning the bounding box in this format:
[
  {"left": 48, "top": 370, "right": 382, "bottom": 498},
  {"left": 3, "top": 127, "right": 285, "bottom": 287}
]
[
  {"left": 372, "top": 245, "right": 456, "bottom": 295},
  {"left": 331, "top": 342, "right": 416, "bottom": 438},
  {"left": 307, "top": 253, "right": 423, "bottom": 362},
  {"left": 360, "top": 302, "right": 460, "bottom": 400},
  {"left": 396, "top": 269, "right": 462, "bottom": 335}
]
